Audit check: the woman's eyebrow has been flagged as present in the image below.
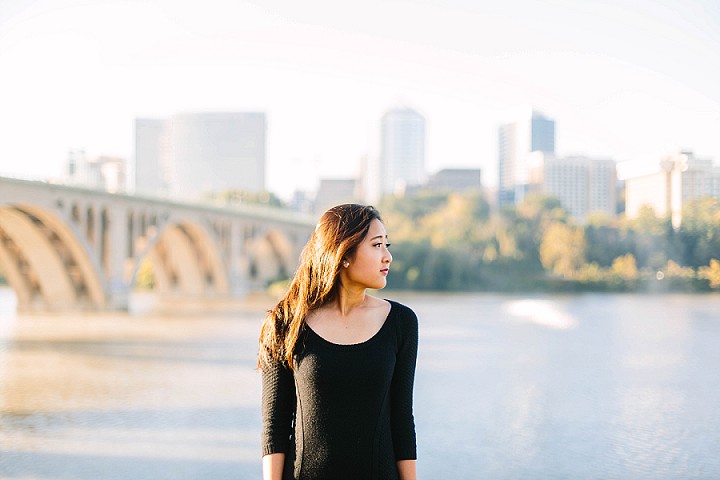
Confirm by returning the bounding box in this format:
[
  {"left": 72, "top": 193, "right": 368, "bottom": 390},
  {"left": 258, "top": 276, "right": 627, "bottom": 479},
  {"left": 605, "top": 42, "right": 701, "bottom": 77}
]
[{"left": 369, "top": 235, "right": 387, "bottom": 241}]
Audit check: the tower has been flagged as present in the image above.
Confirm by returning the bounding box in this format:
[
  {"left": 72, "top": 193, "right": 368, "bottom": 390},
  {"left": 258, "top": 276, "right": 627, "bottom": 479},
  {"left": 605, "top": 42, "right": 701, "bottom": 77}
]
[
  {"left": 498, "top": 110, "right": 555, "bottom": 205},
  {"left": 380, "top": 107, "right": 425, "bottom": 196}
]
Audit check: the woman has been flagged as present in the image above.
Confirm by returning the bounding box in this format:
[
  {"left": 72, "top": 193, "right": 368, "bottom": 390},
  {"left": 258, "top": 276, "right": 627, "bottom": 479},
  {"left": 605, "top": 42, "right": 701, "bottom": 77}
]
[{"left": 259, "top": 204, "right": 418, "bottom": 480}]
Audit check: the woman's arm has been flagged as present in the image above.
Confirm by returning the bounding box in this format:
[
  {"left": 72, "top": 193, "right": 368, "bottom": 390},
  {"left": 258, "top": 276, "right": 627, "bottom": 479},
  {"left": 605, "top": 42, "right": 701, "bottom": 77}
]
[
  {"left": 261, "top": 357, "right": 295, "bottom": 479},
  {"left": 397, "top": 459, "right": 417, "bottom": 480},
  {"left": 263, "top": 453, "right": 286, "bottom": 480},
  {"left": 390, "top": 306, "right": 419, "bottom": 460}
]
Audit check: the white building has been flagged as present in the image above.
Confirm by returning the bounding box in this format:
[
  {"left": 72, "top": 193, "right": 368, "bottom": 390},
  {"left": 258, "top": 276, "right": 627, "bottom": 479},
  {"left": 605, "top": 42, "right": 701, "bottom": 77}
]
[
  {"left": 379, "top": 107, "right": 425, "bottom": 197},
  {"left": 135, "top": 112, "right": 266, "bottom": 200},
  {"left": 528, "top": 153, "right": 616, "bottom": 222},
  {"left": 66, "top": 149, "right": 127, "bottom": 193},
  {"left": 619, "top": 151, "right": 719, "bottom": 228}
]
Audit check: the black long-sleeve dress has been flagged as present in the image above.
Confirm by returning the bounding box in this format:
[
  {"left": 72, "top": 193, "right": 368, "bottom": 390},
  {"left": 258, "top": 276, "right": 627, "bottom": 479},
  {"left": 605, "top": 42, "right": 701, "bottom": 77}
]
[{"left": 261, "top": 300, "right": 418, "bottom": 480}]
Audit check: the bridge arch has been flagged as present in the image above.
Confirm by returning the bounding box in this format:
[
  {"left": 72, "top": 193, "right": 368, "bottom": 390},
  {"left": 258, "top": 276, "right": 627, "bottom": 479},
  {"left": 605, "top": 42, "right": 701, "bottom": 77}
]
[
  {"left": 130, "top": 219, "right": 229, "bottom": 297},
  {"left": 0, "top": 204, "right": 105, "bottom": 310},
  {"left": 246, "top": 228, "right": 297, "bottom": 285}
]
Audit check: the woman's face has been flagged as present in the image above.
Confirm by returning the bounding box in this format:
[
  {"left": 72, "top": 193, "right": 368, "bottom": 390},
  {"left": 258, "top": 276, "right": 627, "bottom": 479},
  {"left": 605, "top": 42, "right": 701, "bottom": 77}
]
[{"left": 342, "top": 218, "right": 392, "bottom": 290}]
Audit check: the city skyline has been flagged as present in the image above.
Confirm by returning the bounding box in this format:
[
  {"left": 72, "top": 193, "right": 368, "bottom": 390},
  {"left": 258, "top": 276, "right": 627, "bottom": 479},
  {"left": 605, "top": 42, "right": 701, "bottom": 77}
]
[{"left": 1, "top": 0, "right": 719, "bottom": 200}]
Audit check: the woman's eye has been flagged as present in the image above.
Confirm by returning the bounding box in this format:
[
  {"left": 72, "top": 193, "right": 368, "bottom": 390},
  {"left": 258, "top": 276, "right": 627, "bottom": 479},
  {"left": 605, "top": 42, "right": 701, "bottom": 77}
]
[{"left": 385, "top": 243, "right": 392, "bottom": 249}]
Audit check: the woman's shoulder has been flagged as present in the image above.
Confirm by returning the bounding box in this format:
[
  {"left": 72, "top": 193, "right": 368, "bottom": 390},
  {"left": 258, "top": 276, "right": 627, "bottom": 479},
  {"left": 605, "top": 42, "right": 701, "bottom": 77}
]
[
  {"left": 385, "top": 298, "right": 415, "bottom": 314},
  {"left": 385, "top": 299, "right": 418, "bottom": 328}
]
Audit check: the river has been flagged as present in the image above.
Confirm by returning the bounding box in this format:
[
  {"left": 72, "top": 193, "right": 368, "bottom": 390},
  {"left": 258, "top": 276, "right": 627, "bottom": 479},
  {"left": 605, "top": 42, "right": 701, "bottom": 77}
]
[{"left": 1, "top": 288, "right": 719, "bottom": 479}]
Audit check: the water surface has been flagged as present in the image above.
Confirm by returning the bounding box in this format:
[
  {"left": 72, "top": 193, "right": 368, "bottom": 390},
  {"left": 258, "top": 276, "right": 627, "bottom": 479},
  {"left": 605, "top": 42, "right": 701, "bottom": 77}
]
[{"left": 1, "top": 289, "right": 719, "bottom": 479}]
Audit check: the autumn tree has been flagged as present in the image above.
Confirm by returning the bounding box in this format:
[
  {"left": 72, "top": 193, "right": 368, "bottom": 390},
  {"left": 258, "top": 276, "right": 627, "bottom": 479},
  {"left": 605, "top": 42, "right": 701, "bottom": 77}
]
[
  {"left": 699, "top": 258, "right": 720, "bottom": 289},
  {"left": 540, "top": 222, "right": 586, "bottom": 278},
  {"left": 610, "top": 253, "right": 639, "bottom": 288}
]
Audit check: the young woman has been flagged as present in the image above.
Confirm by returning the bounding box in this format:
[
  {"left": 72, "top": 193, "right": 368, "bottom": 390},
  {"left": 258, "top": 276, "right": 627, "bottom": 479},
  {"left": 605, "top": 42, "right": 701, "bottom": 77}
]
[{"left": 259, "top": 204, "right": 418, "bottom": 480}]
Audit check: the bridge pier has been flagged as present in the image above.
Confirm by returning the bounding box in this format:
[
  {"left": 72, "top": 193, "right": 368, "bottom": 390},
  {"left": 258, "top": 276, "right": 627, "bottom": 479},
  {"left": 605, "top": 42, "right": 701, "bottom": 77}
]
[{"left": 107, "top": 280, "right": 132, "bottom": 311}]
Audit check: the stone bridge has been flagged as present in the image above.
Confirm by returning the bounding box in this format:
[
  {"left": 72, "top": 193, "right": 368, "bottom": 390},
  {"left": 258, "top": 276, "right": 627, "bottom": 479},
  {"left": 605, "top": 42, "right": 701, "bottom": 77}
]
[{"left": 0, "top": 177, "right": 313, "bottom": 311}]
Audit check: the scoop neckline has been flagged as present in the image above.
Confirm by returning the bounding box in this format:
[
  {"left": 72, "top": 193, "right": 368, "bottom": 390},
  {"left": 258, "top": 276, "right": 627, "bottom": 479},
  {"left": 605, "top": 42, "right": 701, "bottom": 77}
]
[{"left": 306, "top": 300, "right": 395, "bottom": 349}]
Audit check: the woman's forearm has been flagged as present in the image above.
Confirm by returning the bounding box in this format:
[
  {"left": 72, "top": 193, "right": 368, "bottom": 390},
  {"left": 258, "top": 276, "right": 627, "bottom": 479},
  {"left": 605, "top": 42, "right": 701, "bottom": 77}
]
[
  {"left": 262, "top": 453, "right": 286, "bottom": 480},
  {"left": 397, "top": 459, "right": 417, "bottom": 480}
]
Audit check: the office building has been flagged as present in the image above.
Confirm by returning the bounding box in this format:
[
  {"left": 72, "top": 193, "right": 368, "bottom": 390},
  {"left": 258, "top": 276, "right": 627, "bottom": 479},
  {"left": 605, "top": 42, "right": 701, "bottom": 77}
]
[
  {"left": 498, "top": 110, "right": 555, "bottom": 205},
  {"left": 380, "top": 107, "right": 425, "bottom": 196},
  {"left": 528, "top": 153, "right": 616, "bottom": 222},
  {"left": 134, "top": 112, "right": 266, "bottom": 200}
]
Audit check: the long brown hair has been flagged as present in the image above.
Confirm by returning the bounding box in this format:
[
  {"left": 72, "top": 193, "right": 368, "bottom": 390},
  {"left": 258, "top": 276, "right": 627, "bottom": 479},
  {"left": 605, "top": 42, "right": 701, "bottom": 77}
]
[{"left": 258, "top": 204, "right": 383, "bottom": 369}]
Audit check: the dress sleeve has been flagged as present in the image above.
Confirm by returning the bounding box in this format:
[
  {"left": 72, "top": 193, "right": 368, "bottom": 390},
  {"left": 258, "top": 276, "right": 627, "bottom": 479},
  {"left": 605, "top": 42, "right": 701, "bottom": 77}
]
[
  {"left": 261, "top": 356, "right": 296, "bottom": 456},
  {"left": 390, "top": 305, "right": 419, "bottom": 460}
]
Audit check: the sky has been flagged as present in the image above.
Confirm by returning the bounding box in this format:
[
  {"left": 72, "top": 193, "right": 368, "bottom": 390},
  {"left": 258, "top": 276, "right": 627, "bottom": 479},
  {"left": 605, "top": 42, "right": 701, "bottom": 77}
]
[{"left": 1, "top": 0, "right": 719, "bottom": 199}]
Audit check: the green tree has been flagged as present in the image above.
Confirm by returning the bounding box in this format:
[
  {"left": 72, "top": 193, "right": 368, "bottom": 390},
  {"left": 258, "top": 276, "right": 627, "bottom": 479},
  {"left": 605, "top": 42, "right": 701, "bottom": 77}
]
[
  {"left": 584, "top": 212, "right": 631, "bottom": 267},
  {"left": 678, "top": 198, "right": 720, "bottom": 267},
  {"left": 515, "top": 194, "right": 567, "bottom": 245},
  {"left": 421, "top": 192, "right": 491, "bottom": 247},
  {"left": 379, "top": 191, "right": 448, "bottom": 223},
  {"left": 620, "top": 206, "right": 675, "bottom": 269}
]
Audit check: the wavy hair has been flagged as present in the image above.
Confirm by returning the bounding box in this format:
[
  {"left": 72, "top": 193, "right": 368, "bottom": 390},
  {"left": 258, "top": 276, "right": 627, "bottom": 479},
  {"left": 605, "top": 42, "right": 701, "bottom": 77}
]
[{"left": 258, "top": 204, "right": 383, "bottom": 369}]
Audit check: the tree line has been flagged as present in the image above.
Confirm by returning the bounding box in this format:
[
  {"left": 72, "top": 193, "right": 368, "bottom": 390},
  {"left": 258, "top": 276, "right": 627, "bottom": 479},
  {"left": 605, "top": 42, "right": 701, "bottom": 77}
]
[{"left": 377, "top": 190, "right": 720, "bottom": 293}]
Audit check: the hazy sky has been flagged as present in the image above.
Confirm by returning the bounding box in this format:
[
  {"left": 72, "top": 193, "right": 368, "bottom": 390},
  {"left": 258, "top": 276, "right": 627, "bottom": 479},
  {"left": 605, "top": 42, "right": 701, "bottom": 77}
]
[{"left": 1, "top": 0, "right": 719, "bottom": 198}]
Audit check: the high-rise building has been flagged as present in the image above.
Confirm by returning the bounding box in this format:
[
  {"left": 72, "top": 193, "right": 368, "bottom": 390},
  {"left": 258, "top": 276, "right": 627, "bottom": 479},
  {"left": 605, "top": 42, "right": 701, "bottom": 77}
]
[
  {"left": 134, "top": 112, "right": 266, "bottom": 199},
  {"left": 498, "top": 110, "right": 555, "bottom": 205},
  {"left": 379, "top": 107, "right": 425, "bottom": 197},
  {"left": 528, "top": 153, "right": 616, "bottom": 222},
  {"left": 619, "top": 151, "right": 719, "bottom": 228}
]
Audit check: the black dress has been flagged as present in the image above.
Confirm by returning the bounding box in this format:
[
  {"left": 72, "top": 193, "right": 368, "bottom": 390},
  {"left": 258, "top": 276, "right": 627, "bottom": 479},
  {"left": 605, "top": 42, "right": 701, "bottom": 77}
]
[{"left": 261, "top": 300, "right": 418, "bottom": 480}]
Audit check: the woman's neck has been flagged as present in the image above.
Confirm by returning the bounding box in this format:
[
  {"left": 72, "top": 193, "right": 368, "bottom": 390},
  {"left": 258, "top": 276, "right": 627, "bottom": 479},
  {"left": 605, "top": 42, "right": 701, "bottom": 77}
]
[{"left": 336, "top": 285, "right": 367, "bottom": 317}]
